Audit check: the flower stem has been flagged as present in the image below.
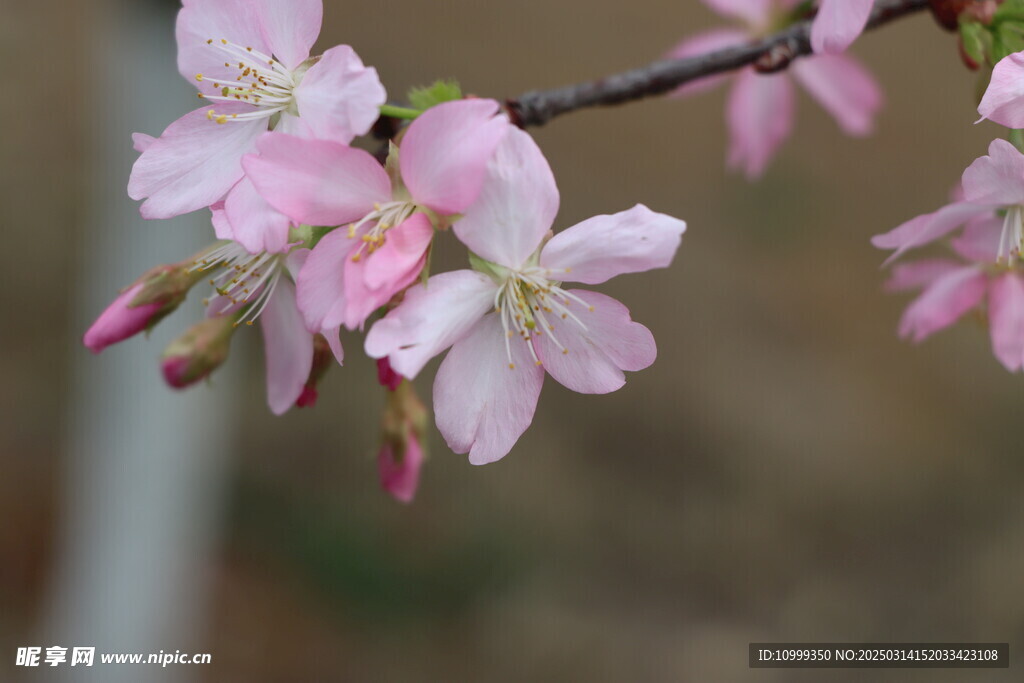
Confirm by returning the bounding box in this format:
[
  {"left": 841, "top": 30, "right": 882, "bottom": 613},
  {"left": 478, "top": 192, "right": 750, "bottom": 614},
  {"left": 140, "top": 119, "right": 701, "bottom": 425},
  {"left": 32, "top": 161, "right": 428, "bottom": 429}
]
[{"left": 379, "top": 104, "right": 422, "bottom": 120}]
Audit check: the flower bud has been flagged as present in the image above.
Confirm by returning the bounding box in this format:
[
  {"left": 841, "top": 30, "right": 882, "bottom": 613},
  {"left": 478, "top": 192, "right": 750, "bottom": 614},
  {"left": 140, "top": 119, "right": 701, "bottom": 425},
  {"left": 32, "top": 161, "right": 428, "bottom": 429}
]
[
  {"left": 160, "top": 316, "right": 236, "bottom": 389},
  {"left": 376, "top": 356, "right": 403, "bottom": 391},
  {"left": 296, "top": 334, "right": 335, "bottom": 408},
  {"left": 378, "top": 381, "right": 428, "bottom": 503},
  {"left": 83, "top": 261, "right": 204, "bottom": 354}
]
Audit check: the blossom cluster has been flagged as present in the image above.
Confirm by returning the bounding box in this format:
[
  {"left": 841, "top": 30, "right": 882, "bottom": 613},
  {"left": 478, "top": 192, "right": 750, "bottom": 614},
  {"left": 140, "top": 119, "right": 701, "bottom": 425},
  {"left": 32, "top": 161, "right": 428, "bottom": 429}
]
[
  {"left": 872, "top": 8, "right": 1024, "bottom": 373},
  {"left": 84, "top": 0, "right": 687, "bottom": 501}
]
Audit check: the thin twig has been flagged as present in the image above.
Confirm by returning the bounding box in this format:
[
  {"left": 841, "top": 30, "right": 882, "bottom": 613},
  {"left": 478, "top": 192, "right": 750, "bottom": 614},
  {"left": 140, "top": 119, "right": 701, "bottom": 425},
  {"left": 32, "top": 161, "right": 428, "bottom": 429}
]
[{"left": 506, "top": 0, "right": 932, "bottom": 128}]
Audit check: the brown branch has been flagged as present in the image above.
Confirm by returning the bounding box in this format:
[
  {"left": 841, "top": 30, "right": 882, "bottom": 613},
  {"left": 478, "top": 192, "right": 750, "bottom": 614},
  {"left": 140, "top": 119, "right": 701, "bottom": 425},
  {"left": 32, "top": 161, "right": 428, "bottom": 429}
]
[{"left": 506, "top": 0, "right": 933, "bottom": 129}]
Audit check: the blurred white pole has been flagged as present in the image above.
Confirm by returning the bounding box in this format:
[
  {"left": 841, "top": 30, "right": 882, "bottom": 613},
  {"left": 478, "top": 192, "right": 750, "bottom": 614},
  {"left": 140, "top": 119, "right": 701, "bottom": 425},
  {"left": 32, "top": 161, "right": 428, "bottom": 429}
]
[{"left": 43, "top": 1, "right": 235, "bottom": 680}]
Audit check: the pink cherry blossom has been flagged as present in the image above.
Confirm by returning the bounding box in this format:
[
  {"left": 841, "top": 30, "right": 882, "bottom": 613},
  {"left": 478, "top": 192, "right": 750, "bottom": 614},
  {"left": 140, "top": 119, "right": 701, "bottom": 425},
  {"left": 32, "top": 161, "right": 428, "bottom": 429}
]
[
  {"left": 668, "top": 0, "right": 882, "bottom": 178},
  {"left": 128, "top": 0, "right": 385, "bottom": 220},
  {"left": 378, "top": 432, "right": 424, "bottom": 504},
  {"left": 243, "top": 99, "right": 510, "bottom": 331},
  {"left": 872, "top": 140, "right": 1024, "bottom": 264},
  {"left": 811, "top": 0, "right": 873, "bottom": 55},
  {"left": 978, "top": 52, "right": 1024, "bottom": 128},
  {"left": 874, "top": 140, "right": 1024, "bottom": 372},
  {"left": 197, "top": 242, "right": 343, "bottom": 414},
  {"left": 365, "top": 128, "right": 686, "bottom": 464}
]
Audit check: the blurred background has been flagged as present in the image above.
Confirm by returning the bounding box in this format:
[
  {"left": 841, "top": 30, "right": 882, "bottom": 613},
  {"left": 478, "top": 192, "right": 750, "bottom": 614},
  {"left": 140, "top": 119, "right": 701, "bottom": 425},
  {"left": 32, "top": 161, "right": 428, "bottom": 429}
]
[{"left": 3, "top": 0, "right": 1024, "bottom": 680}]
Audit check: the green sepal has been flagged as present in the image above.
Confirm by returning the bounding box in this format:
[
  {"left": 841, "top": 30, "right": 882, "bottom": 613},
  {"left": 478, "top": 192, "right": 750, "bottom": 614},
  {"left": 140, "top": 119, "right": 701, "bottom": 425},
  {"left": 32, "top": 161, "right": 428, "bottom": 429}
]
[
  {"left": 960, "top": 20, "right": 992, "bottom": 66},
  {"left": 996, "top": 0, "right": 1024, "bottom": 24},
  {"left": 290, "top": 224, "right": 335, "bottom": 250},
  {"left": 407, "top": 79, "right": 463, "bottom": 112}
]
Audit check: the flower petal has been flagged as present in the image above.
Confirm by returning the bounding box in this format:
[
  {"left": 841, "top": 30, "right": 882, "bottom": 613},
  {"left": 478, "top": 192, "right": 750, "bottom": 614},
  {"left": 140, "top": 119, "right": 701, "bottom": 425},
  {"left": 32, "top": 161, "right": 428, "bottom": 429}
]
[
  {"left": 726, "top": 69, "right": 794, "bottom": 180},
  {"left": 434, "top": 314, "right": 544, "bottom": 465},
  {"left": 293, "top": 45, "right": 387, "bottom": 143},
  {"left": 453, "top": 127, "right": 559, "bottom": 269},
  {"left": 176, "top": 0, "right": 268, "bottom": 90},
  {"left": 210, "top": 201, "right": 233, "bottom": 240},
  {"left": 666, "top": 29, "right": 750, "bottom": 98},
  {"left": 961, "top": 138, "right": 1024, "bottom": 206},
  {"left": 364, "top": 270, "right": 498, "bottom": 379},
  {"left": 363, "top": 213, "right": 434, "bottom": 291},
  {"left": 988, "top": 272, "right": 1024, "bottom": 372},
  {"left": 884, "top": 259, "right": 965, "bottom": 292},
  {"left": 295, "top": 227, "right": 355, "bottom": 331},
  {"left": 810, "top": 0, "right": 873, "bottom": 55},
  {"left": 243, "top": 132, "right": 391, "bottom": 226},
  {"left": 702, "top": 0, "right": 773, "bottom": 25},
  {"left": 897, "top": 266, "right": 987, "bottom": 343},
  {"left": 791, "top": 54, "right": 882, "bottom": 136},
  {"left": 224, "top": 176, "right": 292, "bottom": 254},
  {"left": 132, "top": 133, "right": 156, "bottom": 153},
  {"left": 253, "top": 0, "right": 321, "bottom": 71},
  {"left": 400, "top": 99, "right": 510, "bottom": 215},
  {"left": 379, "top": 430, "right": 425, "bottom": 503},
  {"left": 871, "top": 201, "right": 991, "bottom": 263},
  {"left": 260, "top": 278, "right": 314, "bottom": 416},
  {"left": 128, "top": 103, "right": 265, "bottom": 219},
  {"left": 540, "top": 204, "right": 686, "bottom": 285},
  {"left": 978, "top": 52, "right": 1024, "bottom": 128},
  {"left": 341, "top": 238, "right": 427, "bottom": 331},
  {"left": 951, "top": 212, "right": 1004, "bottom": 263},
  {"left": 533, "top": 290, "right": 656, "bottom": 394}
]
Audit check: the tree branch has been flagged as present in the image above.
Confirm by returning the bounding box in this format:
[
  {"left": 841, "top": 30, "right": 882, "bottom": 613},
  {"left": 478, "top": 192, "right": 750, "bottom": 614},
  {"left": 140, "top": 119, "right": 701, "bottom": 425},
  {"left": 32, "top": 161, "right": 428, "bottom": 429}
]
[{"left": 506, "top": 0, "right": 932, "bottom": 128}]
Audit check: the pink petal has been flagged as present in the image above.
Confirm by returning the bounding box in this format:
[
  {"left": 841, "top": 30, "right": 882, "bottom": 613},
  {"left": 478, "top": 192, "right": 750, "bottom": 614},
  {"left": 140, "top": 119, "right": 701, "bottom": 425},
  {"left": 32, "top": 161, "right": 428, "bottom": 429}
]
[
  {"left": 293, "top": 45, "right": 387, "bottom": 143},
  {"left": 453, "top": 127, "right": 559, "bottom": 269},
  {"left": 532, "top": 290, "right": 656, "bottom": 394},
  {"left": 400, "top": 99, "right": 510, "bottom": 215},
  {"left": 129, "top": 103, "right": 265, "bottom": 219},
  {"left": 433, "top": 314, "right": 544, "bottom": 465},
  {"left": 260, "top": 278, "right": 314, "bottom": 416},
  {"left": 978, "top": 52, "right": 1024, "bottom": 128},
  {"left": 295, "top": 227, "right": 355, "bottom": 332},
  {"left": 378, "top": 431, "right": 425, "bottom": 504},
  {"left": 210, "top": 201, "right": 233, "bottom": 240},
  {"left": 988, "top": 272, "right": 1024, "bottom": 372},
  {"left": 540, "top": 204, "right": 687, "bottom": 285},
  {"left": 243, "top": 132, "right": 391, "bottom": 226},
  {"left": 132, "top": 133, "right": 156, "bottom": 153},
  {"left": 810, "top": 0, "right": 873, "bottom": 55},
  {"left": 702, "top": 0, "right": 773, "bottom": 25},
  {"left": 961, "top": 139, "right": 1024, "bottom": 206},
  {"left": 286, "top": 249, "right": 345, "bottom": 366},
  {"left": 951, "top": 213, "right": 1004, "bottom": 263},
  {"left": 224, "top": 177, "right": 292, "bottom": 254},
  {"left": 253, "top": 0, "right": 321, "bottom": 71},
  {"left": 791, "top": 54, "right": 882, "bottom": 136},
  {"left": 176, "top": 0, "right": 268, "bottom": 90},
  {"left": 364, "top": 270, "right": 498, "bottom": 380},
  {"left": 666, "top": 29, "right": 750, "bottom": 98},
  {"left": 871, "top": 201, "right": 991, "bottom": 263},
  {"left": 340, "top": 236, "right": 428, "bottom": 331},
  {"left": 726, "top": 69, "right": 794, "bottom": 180},
  {"left": 884, "top": 259, "right": 965, "bottom": 292},
  {"left": 898, "top": 266, "right": 987, "bottom": 343},
  {"left": 363, "top": 213, "right": 434, "bottom": 291}
]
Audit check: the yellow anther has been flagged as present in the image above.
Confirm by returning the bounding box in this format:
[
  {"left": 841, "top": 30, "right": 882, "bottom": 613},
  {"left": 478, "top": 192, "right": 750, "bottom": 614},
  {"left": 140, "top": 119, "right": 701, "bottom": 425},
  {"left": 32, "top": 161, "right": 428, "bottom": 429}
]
[
  {"left": 195, "top": 73, "right": 204, "bottom": 81},
  {"left": 562, "top": 349, "right": 569, "bottom": 355},
  {"left": 221, "top": 39, "right": 228, "bottom": 44},
  {"left": 206, "top": 110, "right": 215, "bottom": 121},
  {"left": 351, "top": 253, "right": 362, "bottom": 263},
  {"left": 535, "top": 361, "right": 543, "bottom": 366},
  {"left": 347, "top": 225, "right": 356, "bottom": 238},
  {"left": 216, "top": 115, "right": 228, "bottom": 124},
  {"left": 508, "top": 363, "right": 516, "bottom": 370},
  {"left": 588, "top": 306, "right": 595, "bottom": 312},
  {"left": 245, "top": 320, "right": 254, "bottom": 326}
]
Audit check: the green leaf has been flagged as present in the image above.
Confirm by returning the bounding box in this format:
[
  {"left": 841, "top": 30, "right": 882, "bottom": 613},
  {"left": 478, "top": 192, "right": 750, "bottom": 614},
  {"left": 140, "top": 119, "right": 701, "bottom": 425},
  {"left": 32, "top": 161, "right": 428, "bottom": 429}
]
[
  {"left": 995, "top": 0, "right": 1024, "bottom": 23},
  {"left": 960, "top": 22, "right": 991, "bottom": 66},
  {"left": 407, "top": 79, "right": 463, "bottom": 111}
]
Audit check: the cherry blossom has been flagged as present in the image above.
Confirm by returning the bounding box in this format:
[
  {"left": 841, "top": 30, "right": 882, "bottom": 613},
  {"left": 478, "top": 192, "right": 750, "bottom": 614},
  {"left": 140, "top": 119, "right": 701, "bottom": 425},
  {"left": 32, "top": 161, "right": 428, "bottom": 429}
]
[{"left": 364, "top": 128, "right": 686, "bottom": 464}]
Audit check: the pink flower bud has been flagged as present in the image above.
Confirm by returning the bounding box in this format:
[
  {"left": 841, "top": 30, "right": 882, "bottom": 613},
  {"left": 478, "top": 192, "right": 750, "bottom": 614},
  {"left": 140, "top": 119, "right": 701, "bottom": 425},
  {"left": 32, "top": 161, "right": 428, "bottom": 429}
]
[
  {"left": 83, "top": 283, "right": 164, "bottom": 354},
  {"left": 378, "top": 381, "right": 428, "bottom": 503},
  {"left": 160, "top": 316, "right": 236, "bottom": 389},
  {"left": 378, "top": 428, "right": 424, "bottom": 504},
  {"left": 376, "top": 357, "right": 403, "bottom": 391},
  {"left": 83, "top": 261, "right": 204, "bottom": 354}
]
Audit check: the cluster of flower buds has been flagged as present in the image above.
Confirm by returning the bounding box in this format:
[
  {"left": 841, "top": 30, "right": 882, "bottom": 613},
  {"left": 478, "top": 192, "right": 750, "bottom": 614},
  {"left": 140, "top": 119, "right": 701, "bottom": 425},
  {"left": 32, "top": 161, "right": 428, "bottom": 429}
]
[
  {"left": 84, "top": 0, "right": 687, "bottom": 500},
  {"left": 871, "top": 1, "right": 1024, "bottom": 372}
]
